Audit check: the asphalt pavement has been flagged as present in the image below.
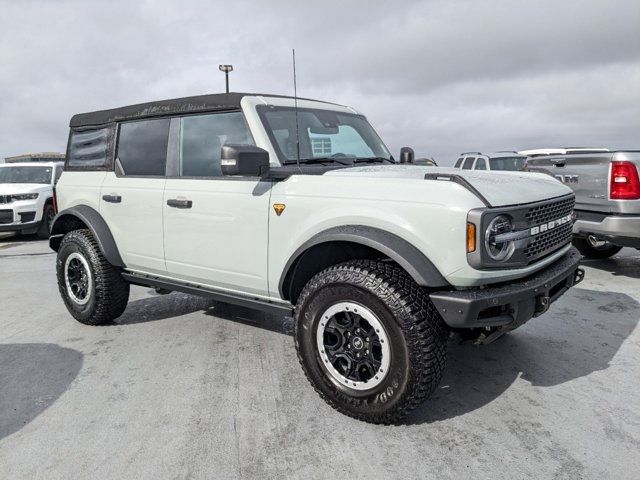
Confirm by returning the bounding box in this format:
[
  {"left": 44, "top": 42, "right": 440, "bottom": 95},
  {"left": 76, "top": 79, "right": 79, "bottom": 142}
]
[{"left": 0, "top": 233, "right": 638, "bottom": 479}]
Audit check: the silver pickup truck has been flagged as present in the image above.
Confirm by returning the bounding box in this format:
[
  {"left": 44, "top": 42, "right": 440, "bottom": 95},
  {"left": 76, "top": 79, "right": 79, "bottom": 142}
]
[{"left": 525, "top": 150, "right": 640, "bottom": 258}]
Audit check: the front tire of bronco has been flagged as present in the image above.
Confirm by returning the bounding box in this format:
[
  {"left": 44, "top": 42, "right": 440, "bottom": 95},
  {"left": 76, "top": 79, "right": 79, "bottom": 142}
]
[
  {"left": 294, "top": 260, "right": 448, "bottom": 424},
  {"left": 56, "top": 229, "right": 130, "bottom": 325},
  {"left": 573, "top": 237, "right": 622, "bottom": 259}
]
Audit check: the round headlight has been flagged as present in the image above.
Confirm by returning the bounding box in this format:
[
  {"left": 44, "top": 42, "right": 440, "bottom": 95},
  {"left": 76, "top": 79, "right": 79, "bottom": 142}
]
[{"left": 485, "top": 215, "right": 515, "bottom": 262}]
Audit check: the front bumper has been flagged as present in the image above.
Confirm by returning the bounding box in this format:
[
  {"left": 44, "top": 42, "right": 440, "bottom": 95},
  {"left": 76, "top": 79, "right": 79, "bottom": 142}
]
[
  {"left": 0, "top": 220, "right": 40, "bottom": 232},
  {"left": 0, "top": 202, "right": 41, "bottom": 232},
  {"left": 574, "top": 211, "right": 640, "bottom": 248},
  {"left": 430, "top": 247, "right": 584, "bottom": 328}
]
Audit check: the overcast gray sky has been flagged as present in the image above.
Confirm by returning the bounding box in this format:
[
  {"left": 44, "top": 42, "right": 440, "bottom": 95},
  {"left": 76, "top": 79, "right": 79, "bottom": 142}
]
[{"left": 1, "top": 0, "right": 638, "bottom": 165}]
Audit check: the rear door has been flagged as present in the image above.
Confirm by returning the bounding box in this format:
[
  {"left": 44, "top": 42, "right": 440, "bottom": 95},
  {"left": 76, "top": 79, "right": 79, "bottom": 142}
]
[
  {"left": 162, "top": 111, "right": 271, "bottom": 297},
  {"left": 526, "top": 153, "right": 613, "bottom": 212},
  {"left": 100, "top": 118, "right": 169, "bottom": 274}
]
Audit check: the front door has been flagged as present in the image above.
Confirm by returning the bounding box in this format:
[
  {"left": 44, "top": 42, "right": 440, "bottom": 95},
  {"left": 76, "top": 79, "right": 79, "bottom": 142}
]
[{"left": 162, "top": 111, "right": 271, "bottom": 297}]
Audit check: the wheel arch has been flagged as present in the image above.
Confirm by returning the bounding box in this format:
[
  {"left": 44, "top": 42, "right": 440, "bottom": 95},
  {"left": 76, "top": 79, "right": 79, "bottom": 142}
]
[
  {"left": 49, "top": 205, "right": 125, "bottom": 268},
  {"left": 279, "top": 225, "right": 449, "bottom": 303}
]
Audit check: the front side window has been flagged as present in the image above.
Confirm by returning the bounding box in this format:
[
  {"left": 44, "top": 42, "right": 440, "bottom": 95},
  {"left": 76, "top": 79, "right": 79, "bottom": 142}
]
[
  {"left": 454, "top": 157, "right": 463, "bottom": 168},
  {"left": 117, "top": 118, "right": 170, "bottom": 176},
  {"left": 489, "top": 157, "right": 526, "bottom": 171},
  {"left": 179, "top": 112, "right": 253, "bottom": 177},
  {"left": 0, "top": 166, "right": 52, "bottom": 184},
  {"left": 474, "top": 158, "right": 487, "bottom": 170},
  {"left": 462, "top": 157, "right": 475, "bottom": 169},
  {"left": 257, "top": 106, "right": 391, "bottom": 163}
]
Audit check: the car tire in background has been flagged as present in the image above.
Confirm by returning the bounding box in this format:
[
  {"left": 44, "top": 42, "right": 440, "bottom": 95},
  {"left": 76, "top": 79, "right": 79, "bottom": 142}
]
[
  {"left": 36, "top": 203, "right": 56, "bottom": 239},
  {"left": 573, "top": 237, "right": 622, "bottom": 260},
  {"left": 56, "top": 229, "right": 130, "bottom": 325},
  {"left": 294, "top": 259, "right": 448, "bottom": 424}
]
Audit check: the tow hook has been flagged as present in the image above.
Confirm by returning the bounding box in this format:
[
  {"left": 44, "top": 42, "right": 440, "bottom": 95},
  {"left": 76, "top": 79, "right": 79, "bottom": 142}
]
[
  {"left": 535, "top": 294, "right": 550, "bottom": 315},
  {"left": 574, "top": 268, "right": 585, "bottom": 285}
]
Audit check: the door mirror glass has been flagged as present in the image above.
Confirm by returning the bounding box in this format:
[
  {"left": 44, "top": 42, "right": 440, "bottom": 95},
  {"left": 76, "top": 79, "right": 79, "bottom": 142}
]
[
  {"left": 221, "top": 145, "right": 270, "bottom": 176},
  {"left": 399, "top": 147, "right": 415, "bottom": 164}
]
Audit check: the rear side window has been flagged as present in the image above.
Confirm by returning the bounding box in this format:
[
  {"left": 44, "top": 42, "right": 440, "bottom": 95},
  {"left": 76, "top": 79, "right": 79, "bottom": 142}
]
[
  {"left": 474, "top": 158, "right": 487, "bottom": 170},
  {"left": 179, "top": 112, "right": 253, "bottom": 177},
  {"left": 454, "top": 157, "right": 463, "bottom": 168},
  {"left": 117, "top": 119, "right": 170, "bottom": 176},
  {"left": 68, "top": 128, "right": 108, "bottom": 168},
  {"left": 462, "top": 157, "right": 475, "bottom": 169}
]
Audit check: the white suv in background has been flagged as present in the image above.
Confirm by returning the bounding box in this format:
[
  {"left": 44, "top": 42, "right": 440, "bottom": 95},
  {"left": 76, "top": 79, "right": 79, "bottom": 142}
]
[
  {"left": 0, "top": 161, "right": 63, "bottom": 238},
  {"left": 454, "top": 151, "right": 528, "bottom": 171}
]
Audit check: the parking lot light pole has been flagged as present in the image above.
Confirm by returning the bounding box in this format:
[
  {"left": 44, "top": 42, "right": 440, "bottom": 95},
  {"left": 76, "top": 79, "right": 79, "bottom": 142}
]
[{"left": 219, "top": 64, "right": 233, "bottom": 93}]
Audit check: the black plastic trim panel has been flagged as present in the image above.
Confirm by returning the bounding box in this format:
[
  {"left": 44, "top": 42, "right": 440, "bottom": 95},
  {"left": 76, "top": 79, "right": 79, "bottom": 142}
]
[
  {"left": 49, "top": 205, "right": 125, "bottom": 267},
  {"left": 122, "top": 272, "right": 293, "bottom": 316},
  {"left": 279, "top": 225, "right": 449, "bottom": 299}
]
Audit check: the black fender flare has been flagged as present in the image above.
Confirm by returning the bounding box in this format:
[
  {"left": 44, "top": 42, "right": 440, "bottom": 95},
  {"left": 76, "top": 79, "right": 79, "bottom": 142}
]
[
  {"left": 279, "top": 225, "right": 449, "bottom": 299},
  {"left": 49, "top": 205, "right": 125, "bottom": 268}
]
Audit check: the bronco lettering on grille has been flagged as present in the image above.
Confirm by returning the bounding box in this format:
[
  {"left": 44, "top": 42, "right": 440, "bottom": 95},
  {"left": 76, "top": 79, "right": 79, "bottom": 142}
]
[{"left": 530, "top": 214, "right": 573, "bottom": 236}]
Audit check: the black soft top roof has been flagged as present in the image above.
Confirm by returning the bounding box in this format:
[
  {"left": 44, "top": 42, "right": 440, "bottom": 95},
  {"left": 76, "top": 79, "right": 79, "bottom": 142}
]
[{"left": 69, "top": 92, "right": 332, "bottom": 128}]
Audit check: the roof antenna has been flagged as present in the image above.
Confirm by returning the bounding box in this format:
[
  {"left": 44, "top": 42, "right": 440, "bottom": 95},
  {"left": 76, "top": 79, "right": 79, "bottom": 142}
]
[{"left": 292, "top": 49, "right": 301, "bottom": 170}]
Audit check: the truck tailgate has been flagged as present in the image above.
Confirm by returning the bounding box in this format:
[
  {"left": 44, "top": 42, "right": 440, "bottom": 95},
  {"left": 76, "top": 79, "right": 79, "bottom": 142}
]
[{"left": 526, "top": 152, "right": 640, "bottom": 214}]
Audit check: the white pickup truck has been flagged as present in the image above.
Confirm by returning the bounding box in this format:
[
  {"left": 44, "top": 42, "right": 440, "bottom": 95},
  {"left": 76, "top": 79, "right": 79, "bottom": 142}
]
[
  {"left": 49, "top": 92, "right": 584, "bottom": 423},
  {"left": 0, "top": 161, "right": 63, "bottom": 238},
  {"left": 525, "top": 150, "right": 640, "bottom": 258}
]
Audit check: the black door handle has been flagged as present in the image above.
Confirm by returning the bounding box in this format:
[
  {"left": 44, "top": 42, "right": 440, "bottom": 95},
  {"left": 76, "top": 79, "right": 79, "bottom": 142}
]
[
  {"left": 102, "top": 194, "right": 122, "bottom": 203},
  {"left": 167, "top": 198, "right": 193, "bottom": 209}
]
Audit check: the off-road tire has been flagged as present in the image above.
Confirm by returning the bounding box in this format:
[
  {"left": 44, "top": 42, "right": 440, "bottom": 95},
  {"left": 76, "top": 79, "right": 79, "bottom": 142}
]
[
  {"left": 36, "top": 203, "right": 55, "bottom": 239},
  {"left": 573, "top": 237, "right": 622, "bottom": 259},
  {"left": 56, "top": 229, "right": 129, "bottom": 325},
  {"left": 294, "top": 259, "right": 448, "bottom": 424}
]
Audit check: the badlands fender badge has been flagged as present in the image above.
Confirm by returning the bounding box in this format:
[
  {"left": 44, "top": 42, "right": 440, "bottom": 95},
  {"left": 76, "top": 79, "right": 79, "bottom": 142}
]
[
  {"left": 530, "top": 214, "right": 572, "bottom": 236},
  {"left": 273, "top": 203, "right": 286, "bottom": 216}
]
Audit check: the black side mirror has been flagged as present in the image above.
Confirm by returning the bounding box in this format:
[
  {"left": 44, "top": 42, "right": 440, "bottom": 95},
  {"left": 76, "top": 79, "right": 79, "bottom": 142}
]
[
  {"left": 399, "top": 147, "right": 415, "bottom": 164},
  {"left": 221, "top": 144, "right": 270, "bottom": 176}
]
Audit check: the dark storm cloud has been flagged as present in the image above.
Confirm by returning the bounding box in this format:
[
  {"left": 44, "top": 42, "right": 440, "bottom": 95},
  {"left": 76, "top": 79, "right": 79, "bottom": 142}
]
[{"left": 1, "top": 0, "right": 638, "bottom": 164}]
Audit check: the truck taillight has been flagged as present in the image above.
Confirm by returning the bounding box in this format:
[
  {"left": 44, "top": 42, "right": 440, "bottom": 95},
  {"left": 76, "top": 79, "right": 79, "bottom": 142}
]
[
  {"left": 610, "top": 161, "right": 640, "bottom": 200},
  {"left": 52, "top": 187, "right": 58, "bottom": 213}
]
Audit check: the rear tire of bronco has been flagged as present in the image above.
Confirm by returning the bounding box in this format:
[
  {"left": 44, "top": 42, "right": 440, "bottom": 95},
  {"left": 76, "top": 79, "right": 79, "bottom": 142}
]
[
  {"left": 56, "top": 229, "right": 130, "bottom": 325},
  {"left": 573, "top": 237, "right": 622, "bottom": 259},
  {"left": 294, "top": 259, "right": 448, "bottom": 424},
  {"left": 36, "top": 203, "right": 55, "bottom": 239}
]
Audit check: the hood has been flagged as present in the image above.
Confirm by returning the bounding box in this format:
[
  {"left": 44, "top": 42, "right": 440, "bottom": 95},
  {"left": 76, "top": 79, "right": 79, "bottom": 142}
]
[
  {"left": 0, "top": 183, "right": 51, "bottom": 195},
  {"left": 324, "top": 165, "right": 572, "bottom": 207}
]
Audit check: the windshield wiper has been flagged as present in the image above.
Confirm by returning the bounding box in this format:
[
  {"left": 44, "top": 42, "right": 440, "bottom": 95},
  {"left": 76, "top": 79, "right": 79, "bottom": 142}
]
[
  {"left": 352, "top": 157, "right": 394, "bottom": 164},
  {"left": 282, "top": 157, "right": 352, "bottom": 166}
]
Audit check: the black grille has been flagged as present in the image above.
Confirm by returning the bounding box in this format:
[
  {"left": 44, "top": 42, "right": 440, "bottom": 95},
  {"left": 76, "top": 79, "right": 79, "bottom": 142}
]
[
  {"left": 523, "top": 222, "right": 573, "bottom": 259},
  {"left": 525, "top": 196, "right": 575, "bottom": 225},
  {"left": 0, "top": 195, "right": 12, "bottom": 205},
  {"left": 0, "top": 209, "right": 13, "bottom": 224},
  {"left": 519, "top": 196, "right": 575, "bottom": 262}
]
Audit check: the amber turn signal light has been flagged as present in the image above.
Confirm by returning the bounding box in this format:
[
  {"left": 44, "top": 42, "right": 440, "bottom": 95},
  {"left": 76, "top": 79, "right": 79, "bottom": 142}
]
[{"left": 467, "top": 223, "right": 476, "bottom": 253}]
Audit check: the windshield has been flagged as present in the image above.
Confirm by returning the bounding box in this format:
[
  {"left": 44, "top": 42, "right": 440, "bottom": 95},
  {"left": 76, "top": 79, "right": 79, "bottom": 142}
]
[
  {"left": 257, "top": 106, "right": 392, "bottom": 163},
  {"left": 489, "top": 157, "right": 526, "bottom": 171},
  {"left": 0, "top": 166, "right": 53, "bottom": 184}
]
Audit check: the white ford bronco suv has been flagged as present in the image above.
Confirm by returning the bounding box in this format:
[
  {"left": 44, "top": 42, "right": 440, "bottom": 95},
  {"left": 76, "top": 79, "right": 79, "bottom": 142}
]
[
  {"left": 50, "top": 93, "right": 584, "bottom": 423},
  {"left": 0, "top": 161, "right": 64, "bottom": 238}
]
